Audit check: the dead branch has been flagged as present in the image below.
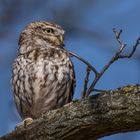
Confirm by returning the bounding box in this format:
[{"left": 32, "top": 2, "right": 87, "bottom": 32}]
[
  {"left": 85, "top": 29, "right": 140, "bottom": 97},
  {"left": 1, "top": 84, "right": 140, "bottom": 140},
  {"left": 67, "top": 50, "right": 99, "bottom": 75},
  {"left": 81, "top": 66, "right": 91, "bottom": 98},
  {"left": 63, "top": 29, "right": 140, "bottom": 98}
]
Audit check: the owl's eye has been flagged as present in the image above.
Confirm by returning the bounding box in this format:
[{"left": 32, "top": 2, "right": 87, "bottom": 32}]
[{"left": 44, "top": 28, "right": 54, "bottom": 34}]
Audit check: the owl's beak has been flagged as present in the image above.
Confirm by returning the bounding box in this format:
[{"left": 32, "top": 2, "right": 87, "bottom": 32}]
[
  {"left": 59, "top": 35, "right": 64, "bottom": 46},
  {"left": 59, "top": 35, "right": 64, "bottom": 43}
]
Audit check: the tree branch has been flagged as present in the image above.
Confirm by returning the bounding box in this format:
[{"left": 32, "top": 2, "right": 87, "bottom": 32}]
[
  {"left": 86, "top": 29, "right": 140, "bottom": 96},
  {"left": 1, "top": 84, "right": 140, "bottom": 140},
  {"left": 81, "top": 66, "right": 91, "bottom": 98},
  {"left": 67, "top": 50, "right": 98, "bottom": 75}
]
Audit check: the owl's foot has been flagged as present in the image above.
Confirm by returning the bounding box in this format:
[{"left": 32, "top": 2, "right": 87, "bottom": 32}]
[{"left": 15, "top": 117, "right": 33, "bottom": 130}]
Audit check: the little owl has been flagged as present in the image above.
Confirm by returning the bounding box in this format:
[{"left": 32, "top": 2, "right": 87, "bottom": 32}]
[{"left": 12, "top": 21, "right": 76, "bottom": 119}]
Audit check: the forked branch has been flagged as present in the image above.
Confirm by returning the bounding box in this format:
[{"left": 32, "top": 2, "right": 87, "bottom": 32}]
[{"left": 85, "top": 29, "right": 140, "bottom": 97}]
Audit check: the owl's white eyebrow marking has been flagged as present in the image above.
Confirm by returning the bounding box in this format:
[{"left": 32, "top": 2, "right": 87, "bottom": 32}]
[{"left": 43, "top": 26, "right": 65, "bottom": 35}]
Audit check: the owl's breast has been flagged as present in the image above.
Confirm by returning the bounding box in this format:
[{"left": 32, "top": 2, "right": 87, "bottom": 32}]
[
  {"left": 12, "top": 53, "right": 74, "bottom": 118},
  {"left": 29, "top": 56, "right": 72, "bottom": 116},
  {"left": 34, "top": 56, "right": 71, "bottom": 82}
]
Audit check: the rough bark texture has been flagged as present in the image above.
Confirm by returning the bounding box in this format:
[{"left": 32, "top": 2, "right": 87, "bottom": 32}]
[{"left": 1, "top": 84, "right": 140, "bottom": 140}]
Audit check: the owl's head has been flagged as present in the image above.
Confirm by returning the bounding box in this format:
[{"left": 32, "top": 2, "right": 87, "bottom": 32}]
[{"left": 19, "top": 21, "right": 65, "bottom": 49}]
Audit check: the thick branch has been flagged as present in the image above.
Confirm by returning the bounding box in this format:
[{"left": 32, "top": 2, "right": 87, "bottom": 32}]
[{"left": 1, "top": 84, "right": 140, "bottom": 140}]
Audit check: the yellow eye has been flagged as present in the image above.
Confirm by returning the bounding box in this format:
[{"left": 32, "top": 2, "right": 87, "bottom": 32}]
[{"left": 44, "top": 28, "right": 54, "bottom": 34}]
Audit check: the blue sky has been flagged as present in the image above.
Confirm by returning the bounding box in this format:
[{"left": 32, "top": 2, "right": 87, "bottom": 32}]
[{"left": 0, "top": 0, "right": 140, "bottom": 139}]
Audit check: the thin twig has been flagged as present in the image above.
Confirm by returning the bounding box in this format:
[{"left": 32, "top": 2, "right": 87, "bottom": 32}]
[
  {"left": 85, "top": 28, "right": 140, "bottom": 97},
  {"left": 119, "top": 37, "right": 140, "bottom": 58},
  {"left": 67, "top": 50, "right": 99, "bottom": 76},
  {"left": 81, "top": 66, "right": 91, "bottom": 99},
  {"left": 113, "top": 28, "right": 123, "bottom": 46}
]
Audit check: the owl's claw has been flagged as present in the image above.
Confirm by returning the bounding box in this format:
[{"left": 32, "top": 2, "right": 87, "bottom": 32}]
[{"left": 15, "top": 117, "right": 33, "bottom": 130}]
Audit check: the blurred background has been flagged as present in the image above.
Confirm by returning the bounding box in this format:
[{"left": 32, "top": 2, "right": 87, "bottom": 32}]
[{"left": 0, "top": 0, "right": 140, "bottom": 139}]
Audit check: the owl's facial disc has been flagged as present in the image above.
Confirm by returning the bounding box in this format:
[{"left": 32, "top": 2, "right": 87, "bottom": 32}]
[{"left": 20, "top": 21, "right": 65, "bottom": 48}]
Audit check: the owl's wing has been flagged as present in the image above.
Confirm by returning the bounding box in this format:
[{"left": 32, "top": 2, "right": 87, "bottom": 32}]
[{"left": 69, "top": 60, "right": 76, "bottom": 101}]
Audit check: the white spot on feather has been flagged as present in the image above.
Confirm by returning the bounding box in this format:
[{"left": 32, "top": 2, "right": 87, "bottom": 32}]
[{"left": 57, "top": 66, "right": 63, "bottom": 82}]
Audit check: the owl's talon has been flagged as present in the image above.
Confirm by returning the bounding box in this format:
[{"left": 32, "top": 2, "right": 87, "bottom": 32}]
[
  {"left": 15, "top": 117, "right": 33, "bottom": 130},
  {"left": 23, "top": 117, "right": 33, "bottom": 127}
]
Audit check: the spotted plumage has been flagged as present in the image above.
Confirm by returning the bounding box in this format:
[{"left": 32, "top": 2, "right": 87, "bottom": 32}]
[{"left": 12, "top": 21, "right": 76, "bottom": 119}]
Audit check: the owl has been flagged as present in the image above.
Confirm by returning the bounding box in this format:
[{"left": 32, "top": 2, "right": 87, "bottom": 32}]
[{"left": 12, "top": 21, "right": 76, "bottom": 120}]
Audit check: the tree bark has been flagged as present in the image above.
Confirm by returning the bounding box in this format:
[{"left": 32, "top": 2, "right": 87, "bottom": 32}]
[{"left": 1, "top": 84, "right": 140, "bottom": 140}]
